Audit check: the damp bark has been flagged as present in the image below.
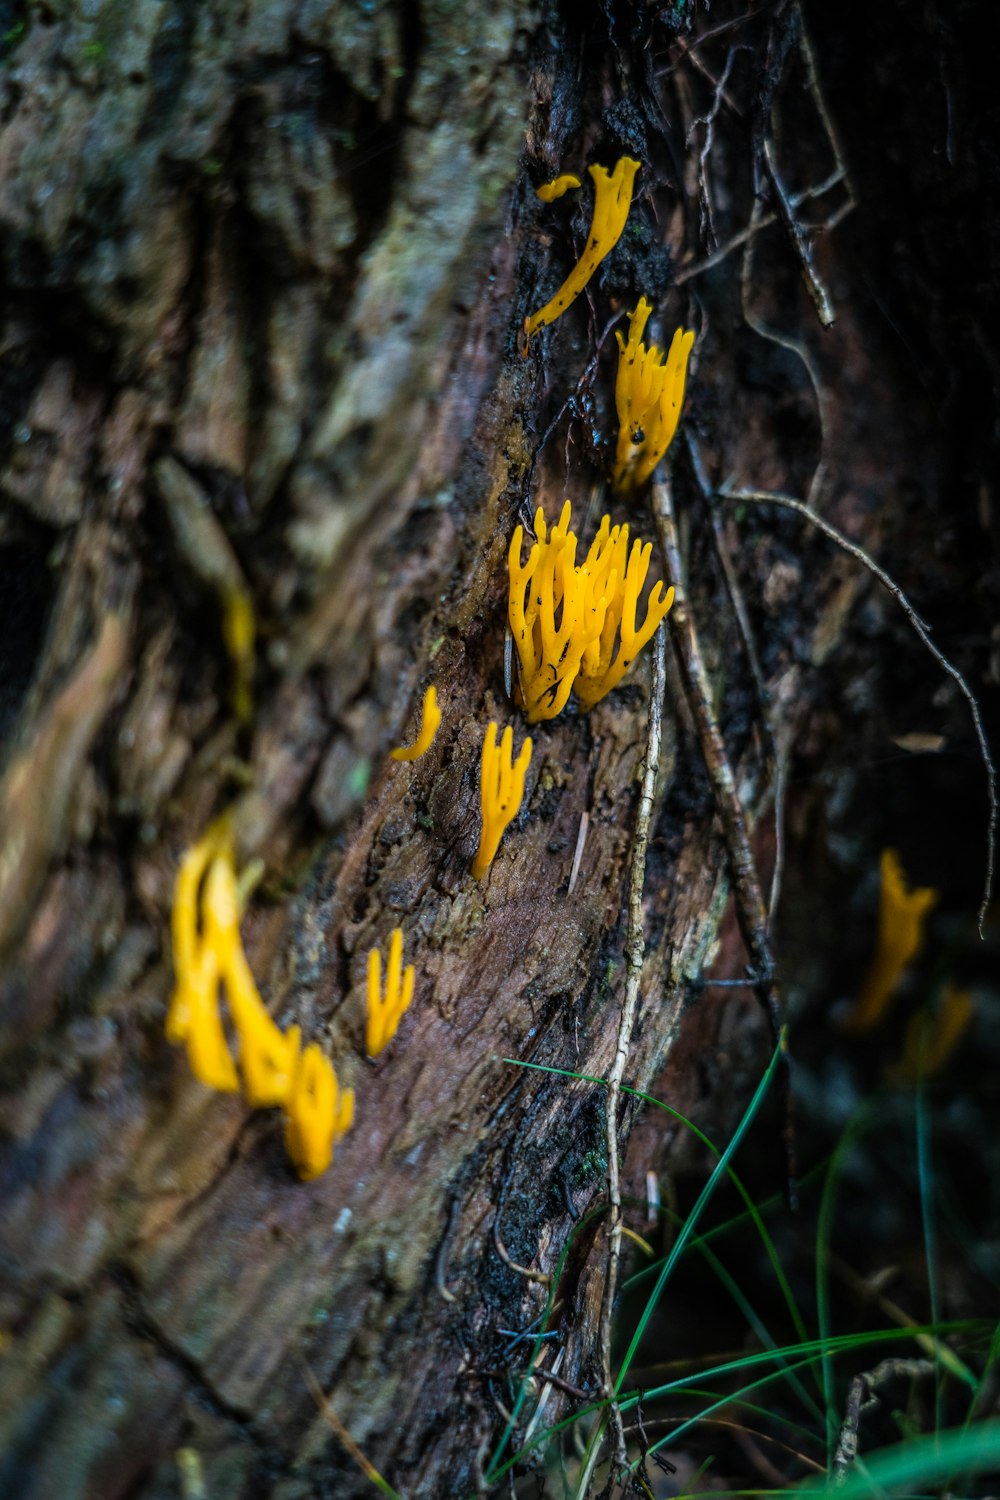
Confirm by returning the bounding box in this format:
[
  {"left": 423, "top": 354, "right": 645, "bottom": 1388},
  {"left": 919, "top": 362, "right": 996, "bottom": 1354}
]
[{"left": 0, "top": 1, "right": 996, "bottom": 1497}]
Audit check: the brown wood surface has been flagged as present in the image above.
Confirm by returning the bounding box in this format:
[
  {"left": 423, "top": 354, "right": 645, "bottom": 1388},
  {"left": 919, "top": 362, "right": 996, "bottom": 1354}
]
[{"left": 1, "top": 1, "right": 995, "bottom": 1496}]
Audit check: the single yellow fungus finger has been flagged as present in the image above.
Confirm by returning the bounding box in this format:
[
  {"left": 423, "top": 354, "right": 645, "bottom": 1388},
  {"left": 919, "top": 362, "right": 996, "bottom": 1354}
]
[
  {"left": 536, "top": 172, "right": 582, "bottom": 203},
  {"left": 391, "top": 684, "right": 442, "bottom": 762},
  {"left": 366, "top": 926, "right": 416, "bottom": 1057},
  {"left": 613, "top": 298, "right": 695, "bottom": 493},
  {"left": 283, "top": 1043, "right": 354, "bottom": 1181},
  {"left": 472, "top": 721, "right": 532, "bottom": 879},
  {"left": 221, "top": 585, "right": 255, "bottom": 724},
  {"left": 891, "top": 984, "right": 975, "bottom": 1084},
  {"left": 202, "top": 853, "right": 300, "bottom": 1106},
  {"left": 842, "top": 849, "right": 939, "bottom": 1034},
  {"left": 182, "top": 944, "right": 240, "bottom": 1093},
  {"left": 523, "top": 156, "right": 641, "bottom": 347}
]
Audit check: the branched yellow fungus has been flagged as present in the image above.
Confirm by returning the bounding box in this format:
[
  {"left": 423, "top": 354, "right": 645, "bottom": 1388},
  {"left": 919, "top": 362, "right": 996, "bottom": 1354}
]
[
  {"left": 523, "top": 156, "right": 641, "bottom": 347},
  {"left": 366, "top": 926, "right": 415, "bottom": 1057},
  {"left": 166, "top": 818, "right": 240, "bottom": 1092},
  {"left": 508, "top": 501, "right": 612, "bottom": 723},
  {"left": 536, "top": 173, "right": 582, "bottom": 203},
  {"left": 891, "top": 983, "right": 974, "bottom": 1084},
  {"left": 842, "top": 849, "right": 938, "bottom": 1034},
  {"left": 472, "top": 721, "right": 532, "bottom": 879},
  {"left": 283, "top": 1042, "right": 355, "bottom": 1181},
  {"left": 508, "top": 500, "right": 673, "bottom": 720},
  {"left": 390, "top": 684, "right": 441, "bottom": 762},
  {"left": 613, "top": 296, "right": 695, "bottom": 493},
  {"left": 573, "top": 521, "right": 675, "bottom": 710}
]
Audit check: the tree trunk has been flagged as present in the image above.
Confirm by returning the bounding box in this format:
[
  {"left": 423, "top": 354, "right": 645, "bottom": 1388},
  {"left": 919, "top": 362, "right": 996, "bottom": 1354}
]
[{"left": 1, "top": 1, "right": 995, "bottom": 1496}]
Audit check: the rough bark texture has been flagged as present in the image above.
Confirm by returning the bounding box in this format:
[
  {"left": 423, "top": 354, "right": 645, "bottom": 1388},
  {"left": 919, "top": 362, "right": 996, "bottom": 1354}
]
[{"left": 1, "top": 1, "right": 996, "bottom": 1497}]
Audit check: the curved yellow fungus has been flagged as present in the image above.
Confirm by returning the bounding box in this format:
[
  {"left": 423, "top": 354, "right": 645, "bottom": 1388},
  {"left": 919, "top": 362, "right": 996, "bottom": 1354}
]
[
  {"left": 891, "top": 983, "right": 974, "bottom": 1084},
  {"left": 536, "top": 173, "right": 582, "bottom": 203},
  {"left": 613, "top": 297, "right": 695, "bottom": 493},
  {"left": 168, "top": 819, "right": 350, "bottom": 1179},
  {"left": 472, "top": 721, "right": 532, "bottom": 879},
  {"left": 366, "top": 926, "right": 415, "bottom": 1057},
  {"left": 390, "top": 684, "right": 441, "bottom": 762},
  {"left": 508, "top": 500, "right": 673, "bottom": 720},
  {"left": 842, "top": 849, "right": 938, "bottom": 1034},
  {"left": 202, "top": 855, "right": 301, "bottom": 1107},
  {"left": 523, "top": 156, "right": 641, "bottom": 347},
  {"left": 284, "top": 1042, "right": 355, "bottom": 1181}
]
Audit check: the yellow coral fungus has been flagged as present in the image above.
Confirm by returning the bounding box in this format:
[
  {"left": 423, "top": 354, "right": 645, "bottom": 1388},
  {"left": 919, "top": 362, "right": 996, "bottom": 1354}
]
[
  {"left": 507, "top": 500, "right": 673, "bottom": 720},
  {"left": 536, "top": 172, "right": 582, "bottom": 203},
  {"left": 508, "top": 501, "right": 612, "bottom": 722},
  {"left": 573, "top": 520, "right": 675, "bottom": 710},
  {"left": 390, "top": 684, "right": 441, "bottom": 762},
  {"left": 168, "top": 820, "right": 350, "bottom": 1179},
  {"left": 283, "top": 1042, "right": 355, "bottom": 1181},
  {"left": 891, "top": 984, "right": 975, "bottom": 1084},
  {"left": 221, "top": 584, "right": 255, "bottom": 724},
  {"left": 842, "top": 849, "right": 939, "bottom": 1034},
  {"left": 613, "top": 297, "right": 695, "bottom": 493},
  {"left": 472, "top": 721, "right": 532, "bottom": 879},
  {"left": 523, "top": 156, "right": 641, "bottom": 347},
  {"left": 366, "top": 926, "right": 415, "bottom": 1057}
]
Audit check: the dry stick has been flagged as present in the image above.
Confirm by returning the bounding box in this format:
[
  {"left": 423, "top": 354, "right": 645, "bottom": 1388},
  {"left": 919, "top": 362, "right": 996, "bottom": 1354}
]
[
  {"left": 685, "top": 431, "right": 786, "bottom": 924},
  {"left": 651, "top": 476, "right": 797, "bottom": 1207},
  {"left": 686, "top": 44, "right": 738, "bottom": 249},
  {"left": 674, "top": 168, "right": 844, "bottom": 286},
  {"left": 763, "top": 138, "right": 835, "bottom": 328},
  {"left": 582, "top": 625, "right": 667, "bottom": 1496},
  {"left": 722, "top": 486, "right": 998, "bottom": 934}
]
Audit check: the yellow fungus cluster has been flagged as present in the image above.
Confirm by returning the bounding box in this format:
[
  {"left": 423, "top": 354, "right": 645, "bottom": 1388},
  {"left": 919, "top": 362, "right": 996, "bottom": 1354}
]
[
  {"left": 613, "top": 297, "right": 695, "bottom": 493},
  {"left": 841, "top": 848, "right": 938, "bottom": 1035},
  {"left": 523, "top": 156, "right": 641, "bottom": 346},
  {"left": 366, "top": 928, "right": 415, "bottom": 1056},
  {"left": 472, "top": 721, "right": 533, "bottom": 879},
  {"left": 391, "top": 685, "right": 441, "bottom": 762},
  {"left": 167, "top": 819, "right": 353, "bottom": 1180},
  {"left": 892, "top": 983, "right": 974, "bottom": 1084},
  {"left": 536, "top": 173, "right": 581, "bottom": 203},
  {"left": 508, "top": 499, "right": 674, "bottom": 722}
]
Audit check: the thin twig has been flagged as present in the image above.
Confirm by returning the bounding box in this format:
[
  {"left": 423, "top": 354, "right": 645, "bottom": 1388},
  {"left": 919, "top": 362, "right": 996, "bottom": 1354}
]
[
  {"left": 686, "top": 46, "right": 738, "bottom": 249},
  {"left": 652, "top": 475, "right": 797, "bottom": 1206},
  {"left": 763, "top": 138, "right": 835, "bottom": 328},
  {"left": 721, "top": 485, "right": 997, "bottom": 934},
  {"left": 568, "top": 810, "right": 590, "bottom": 896},
  {"left": 673, "top": 168, "right": 844, "bottom": 285},
  {"left": 582, "top": 626, "right": 666, "bottom": 1497}
]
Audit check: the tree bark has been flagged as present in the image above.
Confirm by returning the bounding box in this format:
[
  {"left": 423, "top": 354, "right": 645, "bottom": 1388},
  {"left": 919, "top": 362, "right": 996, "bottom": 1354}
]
[{"left": 0, "top": 1, "right": 995, "bottom": 1497}]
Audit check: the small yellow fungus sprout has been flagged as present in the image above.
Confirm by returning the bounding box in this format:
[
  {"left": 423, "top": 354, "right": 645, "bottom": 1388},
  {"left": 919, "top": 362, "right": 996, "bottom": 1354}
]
[
  {"left": 284, "top": 1042, "right": 355, "bottom": 1181},
  {"left": 221, "top": 584, "right": 256, "bottom": 724},
  {"left": 613, "top": 297, "right": 695, "bottom": 493},
  {"left": 574, "top": 519, "right": 675, "bottom": 710},
  {"left": 472, "top": 721, "right": 532, "bottom": 879},
  {"left": 523, "top": 156, "right": 641, "bottom": 347},
  {"left": 891, "top": 983, "right": 975, "bottom": 1084},
  {"left": 536, "top": 173, "right": 582, "bottom": 203},
  {"left": 508, "top": 501, "right": 612, "bottom": 723},
  {"left": 842, "top": 849, "right": 938, "bottom": 1034},
  {"left": 366, "top": 927, "right": 415, "bottom": 1057},
  {"left": 390, "top": 684, "right": 441, "bottom": 762},
  {"left": 168, "top": 819, "right": 353, "bottom": 1179},
  {"left": 507, "top": 500, "right": 673, "bottom": 720}
]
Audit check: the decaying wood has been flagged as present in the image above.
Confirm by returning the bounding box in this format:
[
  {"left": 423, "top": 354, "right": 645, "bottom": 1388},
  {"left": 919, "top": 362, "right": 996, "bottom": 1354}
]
[{"left": 1, "top": 1, "right": 995, "bottom": 1496}]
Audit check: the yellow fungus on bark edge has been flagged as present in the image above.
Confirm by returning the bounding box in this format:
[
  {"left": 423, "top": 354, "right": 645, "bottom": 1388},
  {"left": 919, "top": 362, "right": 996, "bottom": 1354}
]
[
  {"left": 284, "top": 1043, "right": 355, "bottom": 1181},
  {"left": 390, "top": 684, "right": 441, "bottom": 762},
  {"left": 523, "top": 157, "right": 641, "bottom": 347},
  {"left": 472, "top": 722, "right": 532, "bottom": 879},
  {"left": 366, "top": 927, "right": 416, "bottom": 1057}
]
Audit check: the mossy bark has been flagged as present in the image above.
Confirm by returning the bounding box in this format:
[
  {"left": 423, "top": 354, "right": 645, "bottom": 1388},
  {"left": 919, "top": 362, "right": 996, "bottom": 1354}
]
[{"left": 0, "top": 1, "right": 995, "bottom": 1496}]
